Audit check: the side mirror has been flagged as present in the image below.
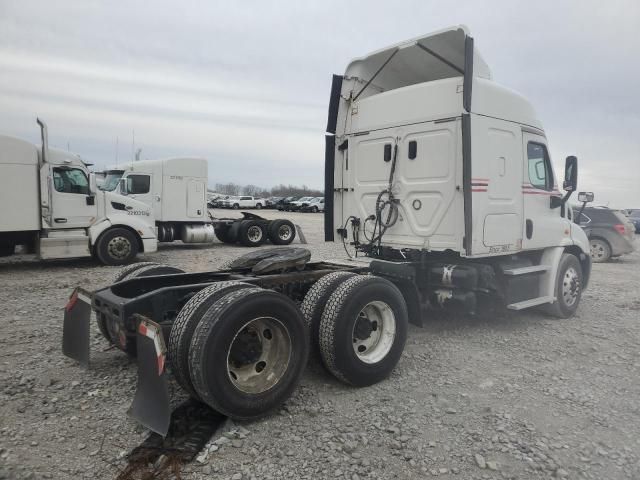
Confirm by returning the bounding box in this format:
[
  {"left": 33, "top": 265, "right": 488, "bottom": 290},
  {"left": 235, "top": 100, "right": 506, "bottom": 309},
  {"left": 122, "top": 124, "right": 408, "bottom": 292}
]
[
  {"left": 577, "top": 191, "right": 594, "bottom": 203},
  {"left": 563, "top": 156, "right": 578, "bottom": 192},
  {"left": 119, "top": 178, "right": 128, "bottom": 195},
  {"left": 88, "top": 173, "right": 97, "bottom": 195}
]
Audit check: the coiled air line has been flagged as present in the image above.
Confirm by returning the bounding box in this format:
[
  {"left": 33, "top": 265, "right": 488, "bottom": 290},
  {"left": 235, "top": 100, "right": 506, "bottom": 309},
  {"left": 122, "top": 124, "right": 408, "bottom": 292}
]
[{"left": 365, "top": 140, "right": 400, "bottom": 251}]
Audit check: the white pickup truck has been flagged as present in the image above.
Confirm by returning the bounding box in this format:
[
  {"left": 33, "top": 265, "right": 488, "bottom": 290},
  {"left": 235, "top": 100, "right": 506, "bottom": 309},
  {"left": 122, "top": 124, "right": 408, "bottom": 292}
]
[{"left": 222, "top": 196, "right": 264, "bottom": 209}]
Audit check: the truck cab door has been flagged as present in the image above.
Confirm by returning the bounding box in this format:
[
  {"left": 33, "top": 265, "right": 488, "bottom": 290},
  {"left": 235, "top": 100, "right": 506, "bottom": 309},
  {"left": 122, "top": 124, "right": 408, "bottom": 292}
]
[
  {"left": 123, "top": 174, "right": 155, "bottom": 215},
  {"left": 521, "top": 133, "right": 570, "bottom": 249},
  {"left": 50, "top": 166, "right": 96, "bottom": 229}
]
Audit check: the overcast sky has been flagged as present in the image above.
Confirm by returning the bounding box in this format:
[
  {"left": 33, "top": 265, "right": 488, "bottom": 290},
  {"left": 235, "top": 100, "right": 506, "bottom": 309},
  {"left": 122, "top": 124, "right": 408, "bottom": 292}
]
[{"left": 1, "top": 0, "right": 639, "bottom": 207}]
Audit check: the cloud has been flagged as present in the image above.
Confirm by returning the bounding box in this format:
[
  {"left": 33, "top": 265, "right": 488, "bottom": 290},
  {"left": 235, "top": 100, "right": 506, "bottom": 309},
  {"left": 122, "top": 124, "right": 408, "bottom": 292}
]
[{"left": 0, "top": 0, "right": 638, "bottom": 205}]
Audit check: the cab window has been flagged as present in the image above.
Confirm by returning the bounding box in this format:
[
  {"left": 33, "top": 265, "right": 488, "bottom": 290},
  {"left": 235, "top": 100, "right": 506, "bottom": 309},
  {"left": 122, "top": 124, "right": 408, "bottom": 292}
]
[
  {"left": 52, "top": 167, "right": 89, "bottom": 195},
  {"left": 126, "top": 175, "right": 150, "bottom": 194},
  {"left": 527, "top": 142, "right": 553, "bottom": 191}
]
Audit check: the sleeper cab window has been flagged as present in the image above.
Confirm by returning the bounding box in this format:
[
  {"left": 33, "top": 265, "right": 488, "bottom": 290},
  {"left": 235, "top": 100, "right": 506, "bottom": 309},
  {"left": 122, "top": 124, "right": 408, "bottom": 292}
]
[
  {"left": 52, "top": 167, "right": 89, "bottom": 195},
  {"left": 526, "top": 142, "right": 553, "bottom": 191},
  {"left": 126, "top": 174, "right": 151, "bottom": 194}
]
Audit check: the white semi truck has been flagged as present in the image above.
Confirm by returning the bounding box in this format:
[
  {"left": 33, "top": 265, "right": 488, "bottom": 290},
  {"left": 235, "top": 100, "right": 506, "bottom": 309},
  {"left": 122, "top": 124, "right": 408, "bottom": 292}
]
[
  {"left": 63, "top": 26, "right": 592, "bottom": 435},
  {"left": 0, "top": 120, "right": 157, "bottom": 265},
  {"left": 100, "top": 159, "right": 298, "bottom": 247}
]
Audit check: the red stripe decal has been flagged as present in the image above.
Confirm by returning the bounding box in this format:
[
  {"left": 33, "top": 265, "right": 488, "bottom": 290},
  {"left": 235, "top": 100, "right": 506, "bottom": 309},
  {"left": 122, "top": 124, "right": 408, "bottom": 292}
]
[
  {"left": 472, "top": 188, "right": 487, "bottom": 192},
  {"left": 139, "top": 322, "right": 148, "bottom": 336},
  {"left": 157, "top": 355, "right": 165, "bottom": 376},
  {"left": 65, "top": 290, "right": 79, "bottom": 313}
]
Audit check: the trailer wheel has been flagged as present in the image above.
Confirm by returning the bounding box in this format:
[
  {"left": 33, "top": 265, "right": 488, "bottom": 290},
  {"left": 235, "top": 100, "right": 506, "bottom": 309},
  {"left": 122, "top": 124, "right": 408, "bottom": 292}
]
[
  {"left": 267, "top": 219, "right": 296, "bottom": 245},
  {"left": 301, "top": 271, "right": 357, "bottom": 356},
  {"left": 189, "top": 288, "right": 308, "bottom": 419},
  {"left": 318, "top": 275, "right": 408, "bottom": 386},
  {"left": 238, "top": 220, "right": 267, "bottom": 247},
  {"left": 96, "top": 228, "right": 139, "bottom": 266},
  {"left": 168, "top": 281, "right": 253, "bottom": 398},
  {"left": 544, "top": 253, "right": 583, "bottom": 318},
  {"left": 214, "top": 225, "right": 237, "bottom": 244}
]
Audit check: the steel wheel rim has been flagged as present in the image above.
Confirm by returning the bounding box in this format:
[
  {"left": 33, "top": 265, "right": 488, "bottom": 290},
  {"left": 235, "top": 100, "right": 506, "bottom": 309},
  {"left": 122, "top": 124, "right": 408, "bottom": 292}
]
[
  {"left": 590, "top": 240, "right": 606, "bottom": 260},
  {"left": 247, "top": 225, "right": 263, "bottom": 242},
  {"left": 107, "top": 236, "right": 132, "bottom": 259},
  {"left": 562, "top": 266, "right": 580, "bottom": 307},
  {"left": 278, "top": 224, "right": 293, "bottom": 241},
  {"left": 226, "top": 317, "right": 292, "bottom": 394},
  {"left": 352, "top": 300, "right": 396, "bottom": 364}
]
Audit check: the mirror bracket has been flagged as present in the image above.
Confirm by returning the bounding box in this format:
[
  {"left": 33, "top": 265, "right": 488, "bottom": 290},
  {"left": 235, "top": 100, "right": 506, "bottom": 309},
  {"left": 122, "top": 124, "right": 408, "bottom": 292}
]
[{"left": 550, "top": 195, "right": 563, "bottom": 209}]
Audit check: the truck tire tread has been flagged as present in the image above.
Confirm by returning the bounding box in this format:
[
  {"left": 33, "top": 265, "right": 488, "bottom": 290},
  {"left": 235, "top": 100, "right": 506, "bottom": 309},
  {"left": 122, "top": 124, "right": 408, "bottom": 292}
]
[
  {"left": 189, "top": 288, "right": 308, "bottom": 419},
  {"left": 301, "top": 271, "right": 357, "bottom": 356},
  {"left": 168, "top": 281, "right": 253, "bottom": 398},
  {"left": 318, "top": 275, "right": 408, "bottom": 386}
]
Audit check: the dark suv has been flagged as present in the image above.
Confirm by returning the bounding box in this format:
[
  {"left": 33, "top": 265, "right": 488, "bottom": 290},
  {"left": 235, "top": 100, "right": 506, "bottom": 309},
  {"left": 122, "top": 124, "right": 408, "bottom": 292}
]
[{"left": 573, "top": 206, "right": 636, "bottom": 262}]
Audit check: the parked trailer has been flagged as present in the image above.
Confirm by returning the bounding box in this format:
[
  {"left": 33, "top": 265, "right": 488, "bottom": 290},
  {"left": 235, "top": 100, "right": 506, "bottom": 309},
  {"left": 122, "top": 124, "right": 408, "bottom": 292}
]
[{"left": 63, "top": 26, "right": 592, "bottom": 435}]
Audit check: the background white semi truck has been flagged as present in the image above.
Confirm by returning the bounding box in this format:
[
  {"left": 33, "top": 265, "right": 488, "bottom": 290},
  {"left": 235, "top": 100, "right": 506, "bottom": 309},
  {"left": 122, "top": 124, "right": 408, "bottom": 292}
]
[
  {"left": 100, "top": 159, "right": 298, "bottom": 247},
  {"left": 0, "top": 120, "right": 157, "bottom": 265}
]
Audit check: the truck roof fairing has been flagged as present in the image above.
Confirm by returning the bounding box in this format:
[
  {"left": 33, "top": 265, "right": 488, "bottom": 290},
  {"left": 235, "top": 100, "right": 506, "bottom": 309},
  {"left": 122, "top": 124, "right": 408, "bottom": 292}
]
[{"left": 344, "top": 25, "right": 491, "bottom": 98}]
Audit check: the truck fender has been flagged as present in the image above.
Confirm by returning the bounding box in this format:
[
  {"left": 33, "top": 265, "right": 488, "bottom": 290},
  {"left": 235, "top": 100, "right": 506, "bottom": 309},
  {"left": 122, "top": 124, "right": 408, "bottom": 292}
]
[
  {"left": 89, "top": 217, "right": 156, "bottom": 252},
  {"left": 538, "top": 245, "right": 591, "bottom": 300},
  {"left": 538, "top": 246, "right": 564, "bottom": 300}
]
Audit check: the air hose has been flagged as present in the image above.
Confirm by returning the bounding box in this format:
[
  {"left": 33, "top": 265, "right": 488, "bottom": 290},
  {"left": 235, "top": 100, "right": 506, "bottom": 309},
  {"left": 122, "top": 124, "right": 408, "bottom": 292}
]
[{"left": 367, "top": 142, "right": 400, "bottom": 250}]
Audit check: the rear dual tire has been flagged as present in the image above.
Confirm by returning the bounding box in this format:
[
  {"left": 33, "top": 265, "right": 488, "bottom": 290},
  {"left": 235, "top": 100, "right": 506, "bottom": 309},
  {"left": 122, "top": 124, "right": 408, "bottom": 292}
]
[
  {"left": 172, "top": 287, "right": 308, "bottom": 420},
  {"left": 304, "top": 274, "right": 409, "bottom": 386},
  {"left": 238, "top": 220, "right": 267, "bottom": 247},
  {"left": 267, "top": 219, "right": 296, "bottom": 245},
  {"left": 168, "top": 281, "right": 254, "bottom": 398}
]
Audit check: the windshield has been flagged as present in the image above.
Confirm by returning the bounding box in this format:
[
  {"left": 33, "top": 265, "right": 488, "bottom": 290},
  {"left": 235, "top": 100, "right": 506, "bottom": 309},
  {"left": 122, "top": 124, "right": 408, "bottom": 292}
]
[{"left": 99, "top": 171, "right": 124, "bottom": 191}]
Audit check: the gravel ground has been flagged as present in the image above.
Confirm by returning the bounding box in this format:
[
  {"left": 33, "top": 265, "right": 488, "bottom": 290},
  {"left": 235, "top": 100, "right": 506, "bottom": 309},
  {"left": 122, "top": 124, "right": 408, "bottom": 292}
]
[{"left": 1, "top": 210, "right": 639, "bottom": 480}]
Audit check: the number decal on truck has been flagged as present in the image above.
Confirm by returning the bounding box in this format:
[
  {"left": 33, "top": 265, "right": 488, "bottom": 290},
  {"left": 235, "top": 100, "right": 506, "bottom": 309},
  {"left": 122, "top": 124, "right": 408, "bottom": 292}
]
[
  {"left": 489, "top": 244, "right": 512, "bottom": 254},
  {"left": 127, "top": 210, "right": 151, "bottom": 216}
]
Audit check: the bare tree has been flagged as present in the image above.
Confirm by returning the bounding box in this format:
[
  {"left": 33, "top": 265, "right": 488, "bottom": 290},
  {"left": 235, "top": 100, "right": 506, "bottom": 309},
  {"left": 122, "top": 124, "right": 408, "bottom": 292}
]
[{"left": 215, "top": 182, "right": 240, "bottom": 195}]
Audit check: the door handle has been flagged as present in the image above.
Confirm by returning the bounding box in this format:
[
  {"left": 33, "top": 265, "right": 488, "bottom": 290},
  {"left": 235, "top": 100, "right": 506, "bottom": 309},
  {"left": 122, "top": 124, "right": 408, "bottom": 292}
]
[{"left": 54, "top": 218, "right": 67, "bottom": 223}]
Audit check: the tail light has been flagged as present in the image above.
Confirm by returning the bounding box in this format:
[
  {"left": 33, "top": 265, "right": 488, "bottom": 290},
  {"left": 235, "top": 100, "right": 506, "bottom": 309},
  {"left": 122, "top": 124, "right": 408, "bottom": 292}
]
[{"left": 614, "top": 224, "right": 626, "bottom": 235}]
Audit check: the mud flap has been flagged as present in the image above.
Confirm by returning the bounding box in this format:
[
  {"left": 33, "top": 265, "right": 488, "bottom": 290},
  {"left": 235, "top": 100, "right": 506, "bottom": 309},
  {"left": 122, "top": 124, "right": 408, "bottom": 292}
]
[
  {"left": 62, "top": 287, "right": 92, "bottom": 367},
  {"left": 295, "top": 224, "right": 307, "bottom": 244},
  {"left": 128, "top": 316, "right": 171, "bottom": 437}
]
